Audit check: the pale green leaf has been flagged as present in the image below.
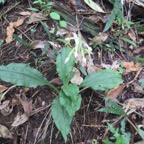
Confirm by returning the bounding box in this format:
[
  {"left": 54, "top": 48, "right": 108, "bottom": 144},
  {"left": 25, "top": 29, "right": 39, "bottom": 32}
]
[
  {"left": 52, "top": 97, "right": 72, "bottom": 142},
  {"left": 59, "top": 20, "right": 67, "bottom": 28},
  {"left": 84, "top": 0, "right": 105, "bottom": 13},
  {"left": 59, "top": 84, "right": 81, "bottom": 117},
  {"left": 56, "top": 47, "right": 75, "bottom": 85},
  {"left": 50, "top": 12, "right": 60, "bottom": 20},
  {"left": 0, "top": 63, "right": 49, "bottom": 88},
  {"left": 80, "top": 69, "right": 123, "bottom": 90}
]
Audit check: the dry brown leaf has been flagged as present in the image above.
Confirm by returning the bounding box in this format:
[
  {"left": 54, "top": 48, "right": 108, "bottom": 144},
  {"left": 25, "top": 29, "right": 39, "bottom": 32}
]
[
  {"left": 0, "top": 85, "right": 8, "bottom": 93},
  {"left": 1, "top": 103, "right": 13, "bottom": 116},
  {"left": 123, "top": 61, "right": 141, "bottom": 72},
  {"left": 0, "top": 124, "right": 12, "bottom": 139},
  {"left": 106, "top": 84, "right": 124, "bottom": 100},
  {"left": 132, "top": 82, "right": 144, "bottom": 93},
  {"left": 70, "top": 67, "right": 83, "bottom": 85},
  {"left": 128, "top": 31, "right": 136, "bottom": 43},
  {"left": 11, "top": 113, "right": 28, "bottom": 127},
  {"left": 17, "top": 94, "right": 32, "bottom": 117},
  {"left": 19, "top": 11, "right": 31, "bottom": 16},
  {"left": 50, "top": 77, "right": 62, "bottom": 85},
  {"left": 27, "top": 12, "right": 47, "bottom": 24},
  {"left": 0, "top": 100, "right": 10, "bottom": 110},
  {"left": 90, "top": 33, "right": 108, "bottom": 44},
  {"left": 124, "top": 98, "right": 144, "bottom": 110},
  {"left": 5, "top": 18, "right": 24, "bottom": 43},
  {"left": 134, "top": 47, "right": 144, "bottom": 54},
  {"left": 135, "top": 140, "right": 144, "bottom": 144}
]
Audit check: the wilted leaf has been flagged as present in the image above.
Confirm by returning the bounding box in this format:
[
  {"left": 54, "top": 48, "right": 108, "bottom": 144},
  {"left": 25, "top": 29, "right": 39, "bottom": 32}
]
[
  {"left": 11, "top": 113, "right": 29, "bottom": 127},
  {"left": 84, "top": 0, "right": 105, "bottom": 13},
  {"left": 0, "top": 124, "right": 12, "bottom": 139},
  {"left": 134, "top": 47, "right": 144, "bottom": 54},
  {"left": 80, "top": 69, "right": 123, "bottom": 91},
  {"left": 90, "top": 33, "right": 108, "bottom": 44},
  {"left": 5, "top": 19, "right": 24, "bottom": 43},
  {"left": 0, "top": 85, "right": 8, "bottom": 93},
  {"left": 0, "top": 100, "right": 10, "bottom": 110},
  {"left": 50, "top": 77, "right": 62, "bottom": 85},
  {"left": 106, "top": 84, "right": 124, "bottom": 100},
  {"left": 124, "top": 98, "right": 144, "bottom": 110},
  {"left": 27, "top": 12, "right": 47, "bottom": 24},
  {"left": 17, "top": 94, "right": 32, "bottom": 117},
  {"left": 70, "top": 68, "right": 83, "bottom": 85},
  {"left": 1, "top": 103, "right": 13, "bottom": 116},
  {"left": 52, "top": 97, "right": 72, "bottom": 142},
  {"left": 19, "top": 11, "right": 31, "bottom": 16},
  {"left": 31, "top": 40, "right": 49, "bottom": 49},
  {"left": 123, "top": 61, "right": 141, "bottom": 72}
]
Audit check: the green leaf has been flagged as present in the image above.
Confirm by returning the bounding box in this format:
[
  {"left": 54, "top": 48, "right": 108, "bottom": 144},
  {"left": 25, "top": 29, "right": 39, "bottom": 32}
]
[
  {"left": 27, "top": 7, "right": 39, "bottom": 11},
  {"left": 137, "top": 127, "right": 144, "bottom": 139},
  {"left": 59, "top": 84, "right": 81, "bottom": 117},
  {"left": 59, "top": 20, "right": 67, "bottom": 28},
  {"left": 56, "top": 47, "right": 75, "bottom": 85},
  {"left": 139, "top": 79, "right": 144, "bottom": 87},
  {"left": 98, "top": 98, "right": 125, "bottom": 115},
  {"left": 13, "top": 34, "right": 32, "bottom": 48},
  {"left": 0, "top": 63, "right": 58, "bottom": 92},
  {"left": 40, "top": 21, "right": 51, "bottom": 40},
  {"left": 103, "top": 0, "right": 123, "bottom": 32},
  {"left": 0, "top": 0, "right": 5, "bottom": 4},
  {"left": 50, "top": 12, "right": 60, "bottom": 20},
  {"left": 52, "top": 97, "right": 72, "bottom": 142},
  {"left": 120, "top": 37, "right": 137, "bottom": 47},
  {"left": 102, "top": 140, "right": 114, "bottom": 144},
  {"left": 80, "top": 69, "right": 123, "bottom": 91},
  {"left": 107, "top": 122, "right": 116, "bottom": 134}
]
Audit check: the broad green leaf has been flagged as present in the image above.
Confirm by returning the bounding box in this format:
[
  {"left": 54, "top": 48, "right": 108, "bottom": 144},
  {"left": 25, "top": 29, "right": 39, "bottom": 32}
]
[
  {"left": 56, "top": 47, "right": 75, "bottom": 85},
  {"left": 59, "top": 84, "right": 81, "bottom": 117},
  {"left": 50, "top": 12, "right": 60, "bottom": 20},
  {"left": 52, "top": 97, "right": 72, "bottom": 142},
  {"left": 0, "top": 63, "right": 57, "bottom": 90},
  {"left": 84, "top": 0, "right": 105, "bottom": 13},
  {"left": 80, "top": 69, "right": 123, "bottom": 91},
  {"left": 138, "top": 127, "right": 144, "bottom": 139},
  {"left": 102, "top": 140, "right": 114, "bottom": 144}
]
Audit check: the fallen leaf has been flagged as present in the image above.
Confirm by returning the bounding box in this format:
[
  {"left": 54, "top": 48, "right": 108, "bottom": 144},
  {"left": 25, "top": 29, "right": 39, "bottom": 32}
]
[
  {"left": 5, "top": 18, "right": 24, "bottom": 43},
  {"left": 132, "top": 82, "right": 144, "bottom": 93},
  {"left": 17, "top": 94, "right": 32, "bottom": 117},
  {"left": 0, "top": 100, "right": 10, "bottom": 110},
  {"left": 106, "top": 84, "right": 124, "bottom": 100},
  {"left": 50, "top": 77, "right": 62, "bottom": 85},
  {"left": 90, "top": 33, "right": 108, "bottom": 44},
  {"left": 0, "top": 124, "right": 12, "bottom": 139},
  {"left": 123, "top": 61, "right": 141, "bottom": 72},
  {"left": 135, "top": 140, "right": 144, "bottom": 144},
  {"left": 124, "top": 98, "right": 144, "bottom": 110},
  {"left": 27, "top": 12, "right": 47, "bottom": 24},
  {"left": 11, "top": 113, "right": 28, "bottom": 127},
  {"left": 19, "top": 11, "right": 31, "bottom": 16},
  {"left": 0, "top": 85, "right": 8, "bottom": 93},
  {"left": 1, "top": 103, "right": 13, "bottom": 116},
  {"left": 101, "top": 60, "right": 120, "bottom": 70},
  {"left": 70, "top": 67, "right": 83, "bottom": 85},
  {"left": 134, "top": 47, "right": 144, "bottom": 54},
  {"left": 84, "top": 0, "right": 105, "bottom": 13}
]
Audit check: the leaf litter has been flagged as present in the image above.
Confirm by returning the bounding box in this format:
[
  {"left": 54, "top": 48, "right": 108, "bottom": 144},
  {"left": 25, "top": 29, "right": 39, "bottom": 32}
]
[{"left": 1, "top": 0, "right": 144, "bottom": 143}]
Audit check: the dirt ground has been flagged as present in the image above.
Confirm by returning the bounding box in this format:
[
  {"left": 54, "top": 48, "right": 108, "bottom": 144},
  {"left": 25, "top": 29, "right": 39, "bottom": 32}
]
[{"left": 0, "top": 0, "right": 144, "bottom": 144}]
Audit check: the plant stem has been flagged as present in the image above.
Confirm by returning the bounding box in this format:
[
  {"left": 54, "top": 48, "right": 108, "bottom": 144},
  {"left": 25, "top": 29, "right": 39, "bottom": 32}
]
[{"left": 46, "top": 82, "right": 59, "bottom": 93}]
